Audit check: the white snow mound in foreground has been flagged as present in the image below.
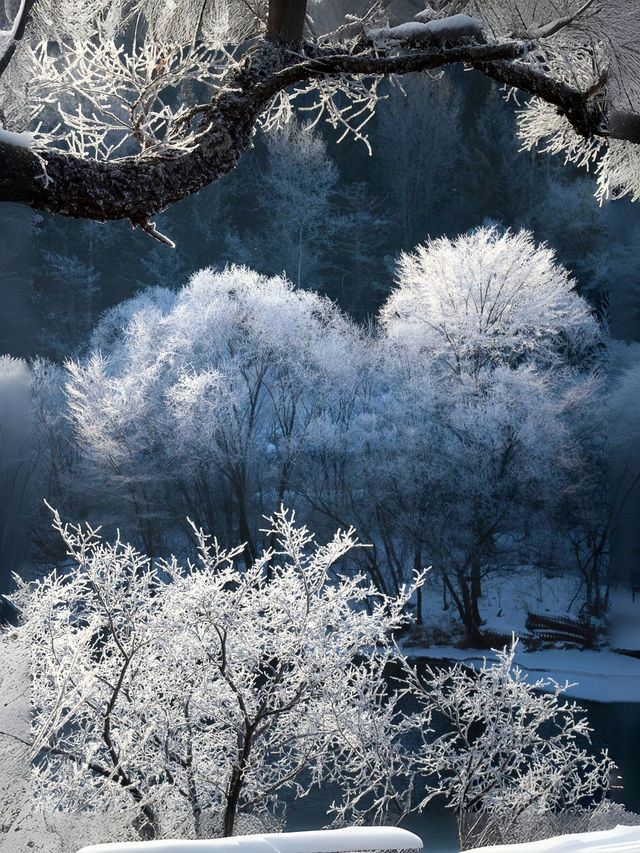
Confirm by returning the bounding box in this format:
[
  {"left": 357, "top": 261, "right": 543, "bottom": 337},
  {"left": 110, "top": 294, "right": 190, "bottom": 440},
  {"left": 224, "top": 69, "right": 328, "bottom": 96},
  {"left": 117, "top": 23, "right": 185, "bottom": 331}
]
[
  {"left": 76, "top": 826, "right": 423, "bottom": 853},
  {"left": 473, "top": 824, "right": 640, "bottom": 852}
]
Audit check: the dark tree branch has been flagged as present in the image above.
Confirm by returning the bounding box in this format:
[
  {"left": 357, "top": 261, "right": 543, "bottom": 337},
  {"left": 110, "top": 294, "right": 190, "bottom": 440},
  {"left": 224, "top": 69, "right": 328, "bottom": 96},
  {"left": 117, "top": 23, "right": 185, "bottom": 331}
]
[
  {"left": 472, "top": 57, "right": 606, "bottom": 138},
  {"left": 0, "top": 27, "right": 637, "bottom": 239},
  {"left": 0, "top": 40, "right": 528, "bottom": 228},
  {"left": 511, "top": 0, "right": 598, "bottom": 40},
  {"left": 0, "top": 0, "right": 37, "bottom": 78},
  {"left": 607, "top": 109, "right": 640, "bottom": 144}
]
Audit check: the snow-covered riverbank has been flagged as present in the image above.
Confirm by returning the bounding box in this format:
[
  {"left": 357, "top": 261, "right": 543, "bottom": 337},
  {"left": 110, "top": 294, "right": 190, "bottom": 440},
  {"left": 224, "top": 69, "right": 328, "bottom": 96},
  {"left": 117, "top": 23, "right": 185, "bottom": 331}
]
[
  {"left": 406, "top": 579, "right": 640, "bottom": 703},
  {"left": 405, "top": 644, "right": 640, "bottom": 703}
]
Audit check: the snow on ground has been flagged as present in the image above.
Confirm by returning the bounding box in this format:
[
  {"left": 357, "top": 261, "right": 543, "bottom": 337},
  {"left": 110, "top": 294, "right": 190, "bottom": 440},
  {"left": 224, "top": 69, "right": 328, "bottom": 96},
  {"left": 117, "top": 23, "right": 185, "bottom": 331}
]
[
  {"left": 76, "top": 828, "right": 424, "bottom": 853},
  {"left": 415, "top": 564, "right": 592, "bottom": 642},
  {"left": 403, "top": 644, "right": 640, "bottom": 702},
  {"left": 73, "top": 825, "right": 640, "bottom": 853},
  {"left": 404, "top": 568, "right": 640, "bottom": 703},
  {"left": 473, "top": 824, "right": 640, "bottom": 853}
]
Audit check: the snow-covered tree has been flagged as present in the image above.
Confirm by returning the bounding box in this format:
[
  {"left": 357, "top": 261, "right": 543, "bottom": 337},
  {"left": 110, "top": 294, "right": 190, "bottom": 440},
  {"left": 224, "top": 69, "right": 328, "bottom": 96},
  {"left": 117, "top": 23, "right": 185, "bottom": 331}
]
[
  {"left": 0, "top": 0, "right": 639, "bottom": 243},
  {"left": 39, "top": 229, "right": 606, "bottom": 639},
  {"left": 410, "top": 639, "right": 616, "bottom": 850},
  {"left": 255, "top": 119, "right": 340, "bottom": 287},
  {"left": 11, "top": 506, "right": 420, "bottom": 841},
  {"left": 371, "top": 355, "right": 577, "bottom": 643},
  {"left": 380, "top": 226, "right": 600, "bottom": 376},
  {"left": 551, "top": 371, "right": 609, "bottom": 618},
  {"left": 441, "top": 370, "right": 576, "bottom": 642},
  {"left": 64, "top": 266, "right": 364, "bottom": 560},
  {"left": 378, "top": 227, "right": 605, "bottom": 643},
  {"left": 608, "top": 347, "right": 640, "bottom": 591}
]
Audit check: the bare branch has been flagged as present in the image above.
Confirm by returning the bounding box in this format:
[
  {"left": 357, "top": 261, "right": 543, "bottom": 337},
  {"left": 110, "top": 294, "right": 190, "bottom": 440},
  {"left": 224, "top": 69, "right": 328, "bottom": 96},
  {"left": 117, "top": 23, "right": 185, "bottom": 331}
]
[
  {"left": 511, "top": 0, "right": 598, "bottom": 40},
  {"left": 0, "top": 0, "right": 37, "bottom": 78},
  {"left": 135, "top": 217, "right": 176, "bottom": 247}
]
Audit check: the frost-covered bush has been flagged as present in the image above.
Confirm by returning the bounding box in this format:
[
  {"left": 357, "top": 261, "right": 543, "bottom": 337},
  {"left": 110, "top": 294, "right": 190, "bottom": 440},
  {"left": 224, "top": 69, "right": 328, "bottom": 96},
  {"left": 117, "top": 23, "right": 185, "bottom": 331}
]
[
  {"left": 11, "top": 507, "right": 419, "bottom": 841},
  {"left": 411, "top": 640, "right": 616, "bottom": 850},
  {"left": 497, "top": 799, "right": 640, "bottom": 847},
  {"left": 256, "top": 119, "right": 340, "bottom": 288}
]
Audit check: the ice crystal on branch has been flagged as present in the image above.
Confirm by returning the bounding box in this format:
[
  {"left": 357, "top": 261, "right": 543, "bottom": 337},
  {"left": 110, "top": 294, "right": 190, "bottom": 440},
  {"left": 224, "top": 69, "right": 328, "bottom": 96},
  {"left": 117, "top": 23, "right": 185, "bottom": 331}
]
[{"left": 7, "top": 26, "right": 232, "bottom": 159}]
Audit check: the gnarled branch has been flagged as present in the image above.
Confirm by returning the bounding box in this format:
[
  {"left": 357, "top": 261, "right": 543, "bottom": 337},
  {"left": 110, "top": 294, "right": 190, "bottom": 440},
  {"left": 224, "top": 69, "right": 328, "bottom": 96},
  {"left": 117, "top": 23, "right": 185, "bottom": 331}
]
[{"left": 0, "top": 23, "right": 638, "bottom": 240}]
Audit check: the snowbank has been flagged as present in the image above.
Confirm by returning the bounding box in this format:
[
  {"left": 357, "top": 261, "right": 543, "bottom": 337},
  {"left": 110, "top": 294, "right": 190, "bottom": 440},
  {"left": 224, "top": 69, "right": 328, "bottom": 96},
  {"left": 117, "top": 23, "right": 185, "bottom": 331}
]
[
  {"left": 473, "top": 824, "right": 640, "bottom": 852},
  {"left": 368, "top": 14, "right": 482, "bottom": 43},
  {"left": 74, "top": 824, "right": 640, "bottom": 853},
  {"left": 76, "top": 827, "right": 424, "bottom": 853}
]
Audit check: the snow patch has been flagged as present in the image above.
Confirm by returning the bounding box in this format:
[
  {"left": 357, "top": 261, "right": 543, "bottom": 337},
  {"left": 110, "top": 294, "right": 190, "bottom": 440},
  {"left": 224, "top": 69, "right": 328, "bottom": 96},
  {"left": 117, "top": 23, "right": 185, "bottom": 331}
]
[
  {"left": 403, "top": 644, "right": 640, "bottom": 703},
  {"left": 473, "top": 824, "right": 640, "bottom": 852},
  {"left": 76, "top": 827, "right": 424, "bottom": 853},
  {"left": 369, "top": 14, "right": 483, "bottom": 43},
  {"left": 369, "top": 21, "right": 433, "bottom": 41},
  {"left": 426, "top": 14, "right": 483, "bottom": 40},
  {"left": 0, "top": 126, "right": 36, "bottom": 148}
]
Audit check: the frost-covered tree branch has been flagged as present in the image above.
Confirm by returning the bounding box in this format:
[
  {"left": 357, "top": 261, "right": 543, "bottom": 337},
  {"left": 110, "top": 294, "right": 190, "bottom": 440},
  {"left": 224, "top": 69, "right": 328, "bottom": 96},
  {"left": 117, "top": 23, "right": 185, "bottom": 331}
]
[
  {"left": 408, "top": 639, "right": 616, "bottom": 850},
  {"left": 0, "top": 0, "right": 37, "bottom": 77},
  {"left": 10, "top": 506, "right": 420, "bottom": 840},
  {"left": 0, "top": 0, "right": 639, "bottom": 241}
]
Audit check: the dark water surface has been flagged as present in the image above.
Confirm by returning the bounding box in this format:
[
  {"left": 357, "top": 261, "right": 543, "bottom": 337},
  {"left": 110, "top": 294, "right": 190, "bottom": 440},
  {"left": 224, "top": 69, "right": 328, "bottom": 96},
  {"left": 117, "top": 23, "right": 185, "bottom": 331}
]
[{"left": 587, "top": 701, "right": 640, "bottom": 813}]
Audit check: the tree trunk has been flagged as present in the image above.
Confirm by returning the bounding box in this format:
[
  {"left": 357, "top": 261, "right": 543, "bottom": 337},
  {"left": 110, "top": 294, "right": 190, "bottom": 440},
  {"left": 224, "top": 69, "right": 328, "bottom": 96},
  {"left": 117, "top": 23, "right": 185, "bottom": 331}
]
[
  {"left": 223, "top": 721, "right": 254, "bottom": 837},
  {"left": 132, "top": 804, "right": 159, "bottom": 841},
  {"left": 233, "top": 480, "right": 256, "bottom": 569},
  {"left": 222, "top": 767, "right": 242, "bottom": 837},
  {"left": 471, "top": 558, "right": 483, "bottom": 627},
  {"left": 267, "top": 0, "right": 307, "bottom": 44},
  {"left": 414, "top": 548, "right": 423, "bottom": 625},
  {"left": 443, "top": 571, "right": 483, "bottom": 647}
]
